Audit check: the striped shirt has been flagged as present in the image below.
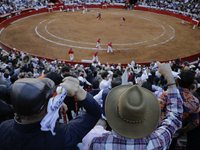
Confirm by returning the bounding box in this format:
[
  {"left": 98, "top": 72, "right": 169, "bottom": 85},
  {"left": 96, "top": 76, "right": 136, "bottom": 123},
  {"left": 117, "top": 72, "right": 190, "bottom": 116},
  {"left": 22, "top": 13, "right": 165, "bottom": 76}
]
[{"left": 89, "top": 89, "right": 183, "bottom": 150}]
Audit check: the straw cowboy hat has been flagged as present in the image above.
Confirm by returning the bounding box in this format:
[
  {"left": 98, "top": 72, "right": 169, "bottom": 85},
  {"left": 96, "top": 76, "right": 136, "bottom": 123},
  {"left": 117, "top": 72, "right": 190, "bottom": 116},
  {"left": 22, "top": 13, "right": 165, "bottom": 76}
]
[{"left": 105, "top": 85, "right": 160, "bottom": 139}]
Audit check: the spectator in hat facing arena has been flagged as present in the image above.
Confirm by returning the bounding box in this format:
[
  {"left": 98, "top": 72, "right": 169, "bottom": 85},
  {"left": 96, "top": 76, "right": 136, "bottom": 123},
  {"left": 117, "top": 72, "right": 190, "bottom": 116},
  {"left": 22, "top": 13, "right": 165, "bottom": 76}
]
[
  {"left": 0, "top": 77, "right": 102, "bottom": 150},
  {"left": 89, "top": 62, "right": 183, "bottom": 149},
  {"left": 159, "top": 69, "right": 199, "bottom": 150}
]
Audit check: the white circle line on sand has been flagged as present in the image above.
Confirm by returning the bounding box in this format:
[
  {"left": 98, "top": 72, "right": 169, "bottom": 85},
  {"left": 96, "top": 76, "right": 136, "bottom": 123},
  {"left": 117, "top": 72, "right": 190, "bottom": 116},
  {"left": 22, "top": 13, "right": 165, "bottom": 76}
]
[
  {"left": 45, "top": 26, "right": 96, "bottom": 45},
  {"left": 35, "top": 12, "right": 175, "bottom": 50},
  {"left": 43, "top": 13, "right": 166, "bottom": 45},
  {"left": 48, "top": 19, "right": 56, "bottom": 24},
  {"left": 36, "top": 23, "right": 174, "bottom": 50},
  {"left": 148, "top": 24, "right": 175, "bottom": 47},
  {"left": 10, "top": 13, "right": 48, "bottom": 24},
  {"left": 40, "top": 19, "right": 46, "bottom": 24},
  {"left": 35, "top": 26, "right": 107, "bottom": 50},
  {"left": 0, "top": 28, "right": 4, "bottom": 34}
]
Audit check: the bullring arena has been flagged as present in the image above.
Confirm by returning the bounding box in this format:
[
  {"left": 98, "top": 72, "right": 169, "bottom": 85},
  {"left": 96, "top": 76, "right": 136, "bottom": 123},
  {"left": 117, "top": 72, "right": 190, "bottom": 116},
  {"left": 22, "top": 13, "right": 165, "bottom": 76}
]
[{"left": 0, "top": 4, "right": 200, "bottom": 65}]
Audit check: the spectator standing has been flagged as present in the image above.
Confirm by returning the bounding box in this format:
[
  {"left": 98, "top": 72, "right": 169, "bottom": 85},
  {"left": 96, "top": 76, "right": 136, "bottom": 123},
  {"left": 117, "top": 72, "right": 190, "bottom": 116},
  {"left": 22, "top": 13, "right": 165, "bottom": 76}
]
[
  {"left": 89, "top": 80, "right": 100, "bottom": 96},
  {"left": 99, "top": 70, "right": 113, "bottom": 90},
  {"left": 186, "top": 79, "right": 200, "bottom": 150},
  {"left": 0, "top": 77, "right": 101, "bottom": 149},
  {"left": 159, "top": 70, "right": 199, "bottom": 150},
  {"left": 60, "top": 67, "right": 79, "bottom": 121},
  {"left": 89, "top": 62, "right": 183, "bottom": 150}
]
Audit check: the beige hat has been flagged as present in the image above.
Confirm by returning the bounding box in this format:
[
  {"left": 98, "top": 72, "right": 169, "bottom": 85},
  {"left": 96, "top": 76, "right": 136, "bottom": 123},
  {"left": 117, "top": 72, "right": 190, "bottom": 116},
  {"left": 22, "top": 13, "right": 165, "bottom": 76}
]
[{"left": 105, "top": 85, "right": 160, "bottom": 139}]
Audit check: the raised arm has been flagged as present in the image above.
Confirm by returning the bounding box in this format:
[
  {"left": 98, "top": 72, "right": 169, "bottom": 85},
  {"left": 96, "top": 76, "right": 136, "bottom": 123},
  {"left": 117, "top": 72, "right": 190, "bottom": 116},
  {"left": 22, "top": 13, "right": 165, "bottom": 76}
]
[
  {"left": 60, "top": 77, "right": 102, "bottom": 149},
  {"left": 147, "top": 62, "right": 183, "bottom": 149}
]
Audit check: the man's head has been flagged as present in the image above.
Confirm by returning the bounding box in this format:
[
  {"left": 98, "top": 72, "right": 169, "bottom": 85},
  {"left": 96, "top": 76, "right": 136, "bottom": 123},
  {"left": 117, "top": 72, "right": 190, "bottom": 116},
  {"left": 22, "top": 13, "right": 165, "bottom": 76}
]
[
  {"left": 11, "top": 78, "right": 56, "bottom": 120},
  {"left": 10, "top": 74, "right": 18, "bottom": 84},
  {"left": 189, "top": 79, "right": 198, "bottom": 94},
  {"left": 177, "top": 70, "right": 195, "bottom": 88},
  {"left": 111, "top": 77, "right": 122, "bottom": 88},
  {"left": 92, "top": 80, "right": 99, "bottom": 89},
  {"left": 105, "top": 85, "right": 160, "bottom": 139},
  {"left": 72, "top": 70, "right": 79, "bottom": 78},
  {"left": 44, "top": 72, "right": 62, "bottom": 86},
  {"left": 61, "top": 66, "right": 70, "bottom": 77},
  {"left": 141, "top": 82, "right": 153, "bottom": 92},
  {"left": 101, "top": 71, "right": 109, "bottom": 80},
  {"left": 3, "top": 72, "right": 9, "bottom": 79}
]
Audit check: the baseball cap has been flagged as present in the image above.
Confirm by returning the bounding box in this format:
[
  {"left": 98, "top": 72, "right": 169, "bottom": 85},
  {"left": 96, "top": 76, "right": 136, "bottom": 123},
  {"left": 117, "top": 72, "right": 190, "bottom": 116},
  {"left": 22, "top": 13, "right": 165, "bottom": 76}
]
[{"left": 11, "top": 78, "right": 56, "bottom": 118}]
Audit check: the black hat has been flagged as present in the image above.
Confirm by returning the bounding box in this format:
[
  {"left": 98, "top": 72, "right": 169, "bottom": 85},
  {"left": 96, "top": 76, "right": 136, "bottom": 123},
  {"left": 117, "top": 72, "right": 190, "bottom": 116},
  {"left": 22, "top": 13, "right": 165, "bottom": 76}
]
[{"left": 11, "top": 78, "right": 56, "bottom": 117}]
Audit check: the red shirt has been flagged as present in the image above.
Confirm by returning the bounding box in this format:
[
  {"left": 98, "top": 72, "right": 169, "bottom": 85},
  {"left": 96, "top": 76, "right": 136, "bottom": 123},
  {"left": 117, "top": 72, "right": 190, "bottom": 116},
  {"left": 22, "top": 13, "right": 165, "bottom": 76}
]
[
  {"left": 108, "top": 43, "right": 112, "bottom": 47},
  {"left": 94, "top": 52, "right": 98, "bottom": 57},
  {"left": 97, "top": 39, "right": 100, "bottom": 43},
  {"left": 68, "top": 49, "right": 74, "bottom": 54}
]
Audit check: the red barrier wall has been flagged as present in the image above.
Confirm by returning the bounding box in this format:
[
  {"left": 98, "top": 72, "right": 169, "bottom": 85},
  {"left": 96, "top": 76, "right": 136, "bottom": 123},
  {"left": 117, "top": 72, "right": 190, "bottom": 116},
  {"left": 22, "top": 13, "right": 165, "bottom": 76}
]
[{"left": 0, "top": 5, "right": 199, "bottom": 67}]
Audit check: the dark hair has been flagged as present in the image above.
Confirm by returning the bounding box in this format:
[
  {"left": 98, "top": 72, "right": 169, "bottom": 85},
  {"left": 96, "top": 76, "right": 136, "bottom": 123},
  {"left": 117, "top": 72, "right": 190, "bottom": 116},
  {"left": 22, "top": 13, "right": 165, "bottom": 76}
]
[
  {"left": 154, "top": 77, "right": 161, "bottom": 85},
  {"left": 3, "top": 73, "right": 9, "bottom": 78},
  {"left": 92, "top": 80, "right": 99, "bottom": 89},
  {"left": 113, "top": 73, "right": 119, "bottom": 78},
  {"left": 61, "top": 66, "right": 70, "bottom": 73},
  {"left": 151, "top": 70, "right": 156, "bottom": 76},
  {"left": 73, "top": 70, "right": 79, "bottom": 77},
  {"left": 10, "top": 74, "right": 18, "bottom": 84},
  {"left": 93, "top": 71, "right": 97, "bottom": 78},
  {"left": 111, "top": 77, "right": 122, "bottom": 88},
  {"left": 101, "top": 71, "right": 109, "bottom": 79},
  {"left": 44, "top": 72, "right": 62, "bottom": 86},
  {"left": 161, "top": 78, "right": 167, "bottom": 86},
  {"left": 177, "top": 70, "right": 195, "bottom": 88},
  {"left": 141, "top": 82, "right": 152, "bottom": 92}
]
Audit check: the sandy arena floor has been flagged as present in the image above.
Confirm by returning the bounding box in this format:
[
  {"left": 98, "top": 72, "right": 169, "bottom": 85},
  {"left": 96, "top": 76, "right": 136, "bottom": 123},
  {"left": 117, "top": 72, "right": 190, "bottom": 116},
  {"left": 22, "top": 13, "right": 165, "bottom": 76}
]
[{"left": 0, "top": 9, "right": 199, "bottom": 64}]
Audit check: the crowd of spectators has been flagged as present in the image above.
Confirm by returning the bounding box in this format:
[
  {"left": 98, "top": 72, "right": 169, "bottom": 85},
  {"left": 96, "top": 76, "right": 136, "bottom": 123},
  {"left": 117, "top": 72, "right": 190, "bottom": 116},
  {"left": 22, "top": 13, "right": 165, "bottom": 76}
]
[
  {"left": 0, "top": 0, "right": 199, "bottom": 21},
  {"left": 137, "top": 0, "right": 200, "bottom": 20},
  {"left": 0, "top": 0, "right": 200, "bottom": 149},
  {"left": 0, "top": 0, "right": 47, "bottom": 15},
  {"left": 0, "top": 45, "right": 200, "bottom": 149}
]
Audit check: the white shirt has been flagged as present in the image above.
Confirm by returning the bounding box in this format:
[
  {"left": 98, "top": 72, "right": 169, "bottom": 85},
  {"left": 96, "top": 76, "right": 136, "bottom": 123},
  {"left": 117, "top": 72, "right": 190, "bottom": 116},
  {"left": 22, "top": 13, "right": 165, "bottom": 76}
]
[
  {"left": 94, "top": 89, "right": 104, "bottom": 106},
  {"left": 99, "top": 78, "right": 112, "bottom": 90},
  {"left": 82, "top": 125, "right": 109, "bottom": 150}
]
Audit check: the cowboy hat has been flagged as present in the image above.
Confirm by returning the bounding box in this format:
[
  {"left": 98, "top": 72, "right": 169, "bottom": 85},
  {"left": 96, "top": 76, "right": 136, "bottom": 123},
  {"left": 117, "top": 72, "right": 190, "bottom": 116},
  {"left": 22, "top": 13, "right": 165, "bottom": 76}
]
[{"left": 105, "top": 85, "right": 160, "bottom": 139}]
